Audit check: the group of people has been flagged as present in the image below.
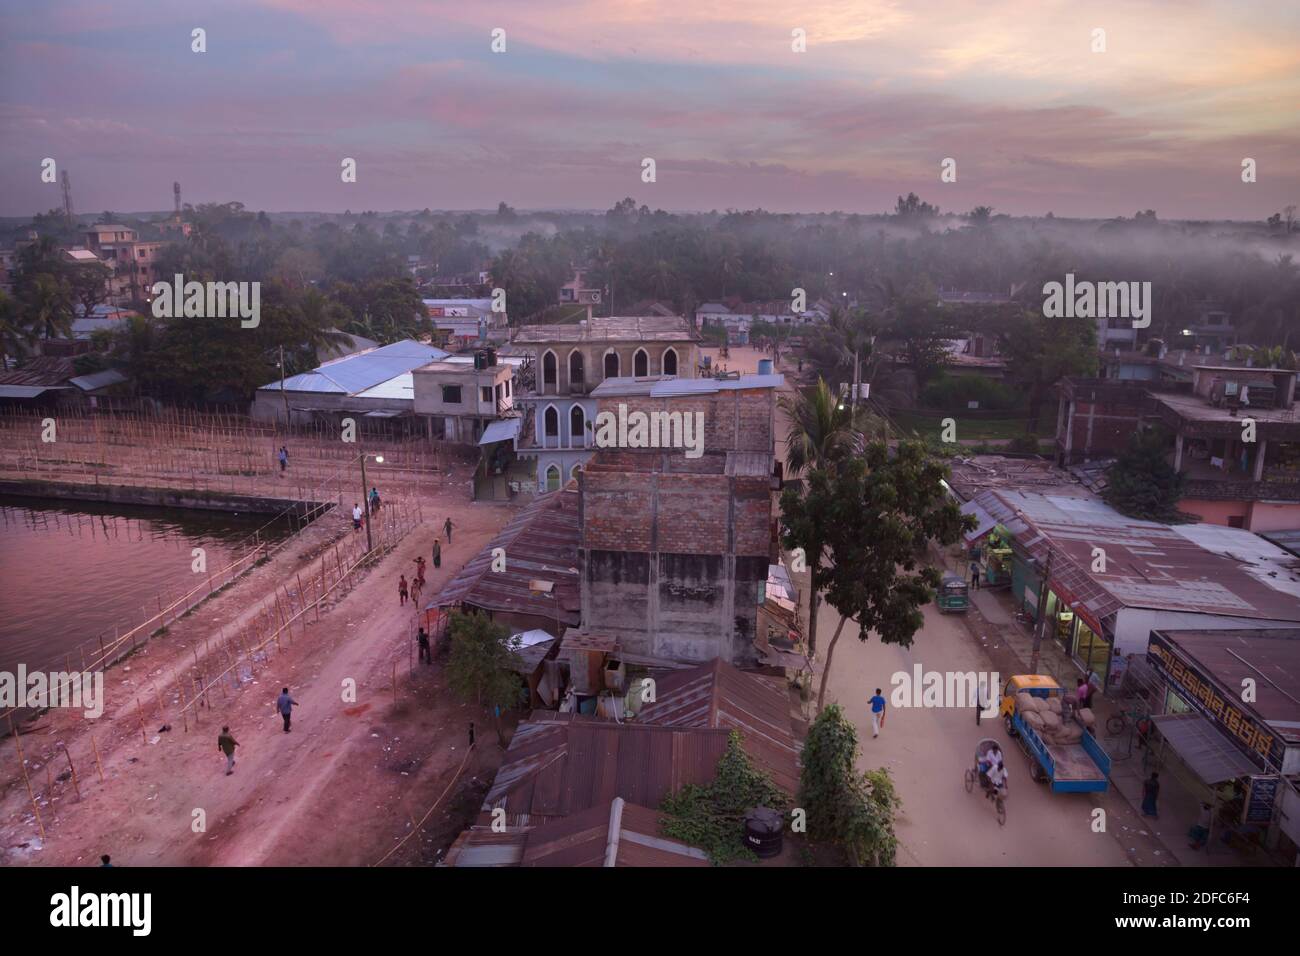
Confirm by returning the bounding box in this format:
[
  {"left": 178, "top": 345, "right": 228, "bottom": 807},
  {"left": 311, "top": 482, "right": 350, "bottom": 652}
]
[
  {"left": 351, "top": 487, "right": 383, "bottom": 531},
  {"left": 216, "top": 687, "right": 299, "bottom": 776}
]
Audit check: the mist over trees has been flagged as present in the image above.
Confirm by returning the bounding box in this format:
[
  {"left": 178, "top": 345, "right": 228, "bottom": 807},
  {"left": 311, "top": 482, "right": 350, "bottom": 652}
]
[{"left": 3, "top": 195, "right": 1297, "bottom": 404}]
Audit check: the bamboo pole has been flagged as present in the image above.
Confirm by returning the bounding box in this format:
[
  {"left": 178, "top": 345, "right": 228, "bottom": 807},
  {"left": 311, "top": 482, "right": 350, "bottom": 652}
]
[
  {"left": 61, "top": 746, "right": 79, "bottom": 800},
  {"left": 91, "top": 735, "right": 105, "bottom": 783}
]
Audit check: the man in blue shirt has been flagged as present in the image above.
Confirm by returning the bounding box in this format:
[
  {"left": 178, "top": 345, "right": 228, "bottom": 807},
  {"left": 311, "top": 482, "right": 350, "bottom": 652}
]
[
  {"left": 869, "top": 688, "right": 887, "bottom": 738},
  {"left": 276, "top": 687, "right": 299, "bottom": 733}
]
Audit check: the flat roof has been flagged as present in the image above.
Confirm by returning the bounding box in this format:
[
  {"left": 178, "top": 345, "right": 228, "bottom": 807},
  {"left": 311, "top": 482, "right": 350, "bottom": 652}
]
[
  {"left": 513, "top": 315, "right": 698, "bottom": 344},
  {"left": 1152, "top": 391, "right": 1300, "bottom": 425},
  {"left": 973, "top": 489, "right": 1300, "bottom": 624},
  {"left": 590, "top": 373, "right": 783, "bottom": 398}
]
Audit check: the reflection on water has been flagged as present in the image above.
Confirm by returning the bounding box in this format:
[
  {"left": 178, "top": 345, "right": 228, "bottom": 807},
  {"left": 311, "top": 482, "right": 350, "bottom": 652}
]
[{"left": 0, "top": 496, "right": 297, "bottom": 675}]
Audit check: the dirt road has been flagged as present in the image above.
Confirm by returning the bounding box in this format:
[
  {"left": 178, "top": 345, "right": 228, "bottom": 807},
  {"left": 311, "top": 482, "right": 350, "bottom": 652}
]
[{"left": 1, "top": 489, "right": 518, "bottom": 867}]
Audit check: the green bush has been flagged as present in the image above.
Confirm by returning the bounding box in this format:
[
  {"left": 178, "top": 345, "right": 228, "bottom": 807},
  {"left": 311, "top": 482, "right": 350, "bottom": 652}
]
[{"left": 920, "top": 373, "right": 1019, "bottom": 411}]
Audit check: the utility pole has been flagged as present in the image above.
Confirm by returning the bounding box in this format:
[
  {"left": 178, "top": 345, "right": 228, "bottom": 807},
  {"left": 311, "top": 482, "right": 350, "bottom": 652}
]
[
  {"left": 1029, "top": 549, "right": 1053, "bottom": 674},
  {"left": 279, "top": 345, "right": 290, "bottom": 423},
  {"left": 359, "top": 451, "right": 373, "bottom": 554}
]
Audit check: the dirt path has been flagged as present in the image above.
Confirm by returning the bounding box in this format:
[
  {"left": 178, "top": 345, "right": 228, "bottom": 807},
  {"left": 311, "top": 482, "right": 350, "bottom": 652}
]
[{"left": 1, "top": 486, "right": 519, "bottom": 867}]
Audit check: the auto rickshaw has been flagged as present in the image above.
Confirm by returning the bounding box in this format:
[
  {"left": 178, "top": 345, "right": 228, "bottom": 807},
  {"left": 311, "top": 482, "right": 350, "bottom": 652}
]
[{"left": 936, "top": 572, "right": 969, "bottom": 613}]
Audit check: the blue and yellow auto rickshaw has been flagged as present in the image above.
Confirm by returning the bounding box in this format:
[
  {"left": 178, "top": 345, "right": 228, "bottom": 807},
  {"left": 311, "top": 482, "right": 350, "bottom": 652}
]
[{"left": 937, "top": 572, "right": 970, "bottom": 613}]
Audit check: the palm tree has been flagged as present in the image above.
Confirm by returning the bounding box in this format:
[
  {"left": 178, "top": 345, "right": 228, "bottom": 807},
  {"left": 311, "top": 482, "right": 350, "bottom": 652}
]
[
  {"left": 778, "top": 378, "right": 857, "bottom": 657},
  {"left": 25, "top": 272, "right": 75, "bottom": 340}
]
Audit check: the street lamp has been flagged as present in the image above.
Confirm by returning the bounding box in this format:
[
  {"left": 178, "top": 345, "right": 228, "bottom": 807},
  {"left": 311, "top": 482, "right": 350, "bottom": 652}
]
[{"left": 358, "top": 450, "right": 384, "bottom": 553}]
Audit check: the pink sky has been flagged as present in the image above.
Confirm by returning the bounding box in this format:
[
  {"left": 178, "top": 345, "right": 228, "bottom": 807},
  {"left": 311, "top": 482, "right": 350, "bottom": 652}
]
[{"left": 2, "top": 0, "right": 1297, "bottom": 218}]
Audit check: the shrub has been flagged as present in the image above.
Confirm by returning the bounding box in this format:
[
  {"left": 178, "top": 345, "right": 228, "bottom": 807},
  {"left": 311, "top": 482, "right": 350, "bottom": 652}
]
[{"left": 920, "top": 373, "right": 1019, "bottom": 411}]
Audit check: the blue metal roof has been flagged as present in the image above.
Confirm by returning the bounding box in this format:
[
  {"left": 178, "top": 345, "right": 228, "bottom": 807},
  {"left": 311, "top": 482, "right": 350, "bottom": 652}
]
[{"left": 263, "top": 340, "right": 448, "bottom": 395}]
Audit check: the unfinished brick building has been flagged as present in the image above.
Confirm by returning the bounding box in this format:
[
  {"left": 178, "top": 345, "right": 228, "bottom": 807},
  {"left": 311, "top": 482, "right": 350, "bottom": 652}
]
[{"left": 576, "top": 374, "right": 782, "bottom": 665}]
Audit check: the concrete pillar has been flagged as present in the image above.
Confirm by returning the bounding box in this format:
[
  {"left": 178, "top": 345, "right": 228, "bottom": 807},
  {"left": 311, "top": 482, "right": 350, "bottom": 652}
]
[
  {"left": 1173, "top": 433, "right": 1184, "bottom": 472},
  {"left": 1253, "top": 439, "right": 1267, "bottom": 481}
]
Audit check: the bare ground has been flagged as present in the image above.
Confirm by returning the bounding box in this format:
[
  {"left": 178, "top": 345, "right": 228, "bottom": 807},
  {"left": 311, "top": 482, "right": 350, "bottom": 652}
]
[{"left": 0, "top": 480, "right": 521, "bottom": 867}]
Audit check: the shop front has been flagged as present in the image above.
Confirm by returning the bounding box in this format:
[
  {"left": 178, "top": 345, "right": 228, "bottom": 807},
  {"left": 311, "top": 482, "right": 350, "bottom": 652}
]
[{"left": 1041, "top": 580, "right": 1114, "bottom": 687}]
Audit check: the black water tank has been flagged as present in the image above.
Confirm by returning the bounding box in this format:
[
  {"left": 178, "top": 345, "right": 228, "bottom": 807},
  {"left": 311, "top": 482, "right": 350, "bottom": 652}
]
[
  {"left": 485, "top": 347, "right": 498, "bottom": 367},
  {"left": 473, "top": 349, "right": 488, "bottom": 370},
  {"left": 743, "top": 807, "right": 783, "bottom": 859}
]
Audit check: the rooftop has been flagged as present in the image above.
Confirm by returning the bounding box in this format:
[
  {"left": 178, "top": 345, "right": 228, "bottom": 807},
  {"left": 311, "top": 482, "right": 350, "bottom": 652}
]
[
  {"left": 969, "top": 489, "right": 1300, "bottom": 625},
  {"left": 260, "top": 339, "right": 447, "bottom": 395},
  {"left": 1152, "top": 390, "right": 1300, "bottom": 426},
  {"left": 513, "top": 315, "right": 698, "bottom": 345},
  {"left": 944, "top": 455, "right": 1087, "bottom": 502},
  {"left": 1155, "top": 628, "right": 1300, "bottom": 746},
  {"left": 590, "top": 373, "right": 783, "bottom": 398},
  {"left": 428, "top": 487, "right": 580, "bottom": 625}
]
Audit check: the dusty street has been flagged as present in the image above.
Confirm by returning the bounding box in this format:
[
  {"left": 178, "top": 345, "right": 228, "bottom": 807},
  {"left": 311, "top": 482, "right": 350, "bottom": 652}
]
[{"left": 1, "top": 480, "right": 520, "bottom": 867}]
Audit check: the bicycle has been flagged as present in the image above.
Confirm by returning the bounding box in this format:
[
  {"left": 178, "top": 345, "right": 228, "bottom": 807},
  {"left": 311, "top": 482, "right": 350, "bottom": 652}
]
[{"left": 1106, "top": 701, "right": 1150, "bottom": 737}]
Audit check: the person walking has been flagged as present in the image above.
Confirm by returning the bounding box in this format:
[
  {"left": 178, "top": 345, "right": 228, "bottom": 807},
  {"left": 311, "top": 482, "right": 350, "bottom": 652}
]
[
  {"left": 99, "top": 854, "right": 113, "bottom": 867},
  {"left": 869, "top": 688, "right": 887, "bottom": 738},
  {"left": 410, "top": 575, "right": 422, "bottom": 603},
  {"left": 443, "top": 516, "right": 454, "bottom": 542},
  {"left": 276, "top": 688, "right": 298, "bottom": 733},
  {"left": 278, "top": 446, "right": 288, "bottom": 473},
  {"left": 969, "top": 559, "right": 981, "bottom": 590},
  {"left": 352, "top": 502, "right": 363, "bottom": 531},
  {"left": 369, "top": 486, "right": 381, "bottom": 513},
  {"left": 398, "top": 575, "right": 409, "bottom": 606},
  {"left": 218, "top": 725, "right": 240, "bottom": 774},
  {"left": 1142, "top": 772, "right": 1160, "bottom": 818},
  {"left": 432, "top": 539, "right": 442, "bottom": 569},
  {"left": 414, "top": 555, "right": 427, "bottom": 585},
  {"left": 417, "top": 627, "right": 431, "bottom": 665}
]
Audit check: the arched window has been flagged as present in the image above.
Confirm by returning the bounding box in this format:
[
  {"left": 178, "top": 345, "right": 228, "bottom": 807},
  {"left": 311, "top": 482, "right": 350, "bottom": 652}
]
[
  {"left": 570, "top": 463, "right": 583, "bottom": 481},
  {"left": 569, "top": 404, "right": 585, "bottom": 447},
  {"left": 604, "top": 350, "right": 620, "bottom": 379},
  {"left": 662, "top": 347, "right": 678, "bottom": 376},
  {"left": 542, "top": 350, "right": 557, "bottom": 389},
  {"left": 545, "top": 465, "right": 561, "bottom": 492},
  {"left": 569, "top": 350, "right": 584, "bottom": 389},
  {"left": 544, "top": 405, "right": 559, "bottom": 441},
  {"left": 633, "top": 348, "right": 649, "bottom": 377}
]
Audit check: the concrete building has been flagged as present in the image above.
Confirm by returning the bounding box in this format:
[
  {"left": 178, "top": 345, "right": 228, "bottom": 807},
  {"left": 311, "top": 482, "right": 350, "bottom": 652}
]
[
  {"left": 83, "top": 225, "right": 165, "bottom": 305},
  {"left": 421, "top": 298, "right": 508, "bottom": 349},
  {"left": 575, "top": 373, "right": 784, "bottom": 666},
  {"left": 964, "top": 489, "right": 1300, "bottom": 691},
  {"left": 411, "top": 352, "right": 515, "bottom": 443},
  {"left": 510, "top": 316, "right": 701, "bottom": 492},
  {"left": 1056, "top": 362, "right": 1300, "bottom": 531}
]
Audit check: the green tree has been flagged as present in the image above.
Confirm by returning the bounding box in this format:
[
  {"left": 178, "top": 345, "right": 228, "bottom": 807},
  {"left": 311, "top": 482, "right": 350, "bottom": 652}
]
[
  {"left": 445, "top": 611, "right": 523, "bottom": 745},
  {"left": 799, "top": 704, "right": 901, "bottom": 866},
  {"left": 781, "top": 441, "right": 970, "bottom": 711},
  {"left": 998, "top": 307, "right": 1098, "bottom": 432},
  {"left": 659, "top": 731, "right": 788, "bottom": 864},
  {"left": 777, "top": 378, "right": 856, "bottom": 657},
  {"left": 0, "top": 290, "right": 35, "bottom": 368},
  {"left": 1104, "top": 428, "right": 1188, "bottom": 522}
]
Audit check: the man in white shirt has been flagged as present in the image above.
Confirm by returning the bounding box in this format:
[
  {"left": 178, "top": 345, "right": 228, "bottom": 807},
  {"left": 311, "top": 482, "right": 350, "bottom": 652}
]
[
  {"left": 352, "top": 503, "right": 363, "bottom": 531},
  {"left": 987, "top": 761, "right": 1009, "bottom": 798}
]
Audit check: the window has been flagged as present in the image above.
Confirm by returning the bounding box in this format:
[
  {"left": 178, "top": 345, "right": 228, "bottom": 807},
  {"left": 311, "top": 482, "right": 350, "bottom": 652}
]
[
  {"left": 569, "top": 404, "right": 585, "bottom": 447},
  {"left": 633, "top": 348, "right": 649, "bottom": 377},
  {"left": 441, "top": 385, "right": 462, "bottom": 404},
  {"left": 543, "top": 350, "right": 557, "bottom": 386},
  {"left": 481, "top": 386, "right": 492, "bottom": 404},
  {"left": 544, "top": 406, "right": 559, "bottom": 438},
  {"left": 569, "top": 350, "right": 584, "bottom": 384},
  {"left": 571, "top": 463, "right": 583, "bottom": 480},
  {"left": 663, "top": 348, "right": 678, "bottom": 376},
  {"left": 604, "top": 351, "right": 619, "bottom": 378},
  {"left": 495, "top": 383, "right": 504, "bottom": 404},
  {"left": 545, "top": 465, "right": 561, "bottom": 492}
]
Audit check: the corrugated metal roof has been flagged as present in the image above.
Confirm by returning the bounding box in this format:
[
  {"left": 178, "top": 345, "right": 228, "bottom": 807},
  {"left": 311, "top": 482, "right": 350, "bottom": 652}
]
[
  {"left": 0, "top": 356, "right": 75, "bottom": 387},
  {"left": 634, "top": 658, "right": 801, "bottom": 795},
  {"left": 355, "top": 372, "right": 414, "bottom": 400},
  {"left": 0, "top": 385, "right": 62, "bottom": 399},
  {"left": 263, "top": 340, "right": 447, "bottom": 395},
  {"left": 480, "top": 715, "right": 732, "bottom": 827},
  {"left": 974, "top": 490, "right": 1300, "bottom": 623},
  {"left": 479, "top": 417, "right": 521, "bottom": 445},
  {"left": 1151, "top": 713, "right": 1260, "bottom": 784},
  {"left": 428, "top": 487, "right": 580, "bottom": 624},
  {"left": 69, "top": 369, "right": 128, "bottom": 391},
  {"left": 520, "top": 799, "right": 708, "bottom": 867}
]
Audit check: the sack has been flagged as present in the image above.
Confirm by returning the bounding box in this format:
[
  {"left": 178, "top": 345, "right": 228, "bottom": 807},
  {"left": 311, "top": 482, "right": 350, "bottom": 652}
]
[
  {"left": 1055, "top": 723, "right": 1084, "bottom": 744},
  {"left": 1040, "top": 711, "right": 1062, "bottom": 731},
  {"left": 1015, "top": 692, "right": 1035, "bottom": 713},
  {"left": 1077, "top": 707, "right": 1095, "bottom": 727},
  {"left": 1045, "top": 696, "right": 1063, "bottom": 714},
  {"left": 1022, "top": 710, "right": 1046, "bottom": 731}
]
